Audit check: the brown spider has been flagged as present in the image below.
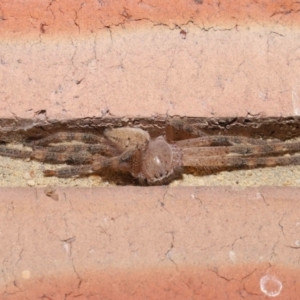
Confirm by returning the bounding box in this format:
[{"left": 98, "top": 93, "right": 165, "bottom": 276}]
[{"left": 1, "top": 119, "right": 300, "bottom": 185}]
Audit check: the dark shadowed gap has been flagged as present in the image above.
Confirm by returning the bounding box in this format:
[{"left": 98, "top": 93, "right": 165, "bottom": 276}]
[{"left": 1, "top": 116, "right": 300, "bottom": 143}]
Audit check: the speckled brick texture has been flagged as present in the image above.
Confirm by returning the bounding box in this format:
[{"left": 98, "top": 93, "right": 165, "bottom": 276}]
[
  {"left": 0, "top": 186, "right": 299, "bottom": 299},
  {"left": 1, "top": 0, "right": 300, "bottom": 119}
]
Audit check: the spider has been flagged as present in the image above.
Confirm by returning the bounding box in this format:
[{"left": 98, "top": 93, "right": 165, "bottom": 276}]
[{"left": 1, "top": 119, "right": 300, "bottom": 185}]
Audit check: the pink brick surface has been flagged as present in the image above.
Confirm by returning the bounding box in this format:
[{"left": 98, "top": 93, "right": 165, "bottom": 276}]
[
  {"left": 0, "top": 0, "right": 300, "bottom": 119},
  {"left": 0, "top": 186, "right": 299, "bottom": 299}
]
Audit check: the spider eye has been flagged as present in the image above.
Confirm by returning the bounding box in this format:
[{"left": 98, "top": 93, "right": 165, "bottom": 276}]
[{"left": 153, "top": 156, "right": 162, "bottom": 166}]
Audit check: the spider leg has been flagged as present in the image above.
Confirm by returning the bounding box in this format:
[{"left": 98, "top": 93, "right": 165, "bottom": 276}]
[
  {"left": 0, "top": 145, "right": 112, "bottom": 165},
  {"left": 43, "top": 165, "right": 97, "bottom": 178},
  {"left": 30, "top": 132, "right": 107, "bottom": 146},
  {"left": 0, "top": 146, "right": 31, "bottom": 159},
  {"left": 31, "top": 149, "right": 93, "bottom": 164},
  {"left": 176, "top": 136, "right": 280, "bottom": 148},
  {"left": 182, "top": 153, "right": 300, "bottom": 170},
  {"left": 43, "top": 155, "right": 110, "bottom": 178},
  {"left": 44, "top": 148, "right": 137, "bottom": 178},
  {"left": 91, "top": 148, "right": 137, "bottom": 173},
  {"left": 181, "top": 140, "right": 300, "bottom": 157},
  {"left": 31, "top": 143, "right": 119, "bottom": 157},
  {"left": 166, "top": 118, "right": 207, "bottom": 142}
]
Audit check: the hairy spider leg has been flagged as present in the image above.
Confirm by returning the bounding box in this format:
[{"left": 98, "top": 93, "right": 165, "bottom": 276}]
[
  {"left": 0, "top": 146, "right": 31, "bottom": 159},
  {"left": 0, "top": 145, "right": 115, "bottom": 165},
  {"left": 44, "top": 148, "right": 136, "bottom": 178},
  {"left": 30, "top": 143, "right": 119, "bottom": 157},
  {"left": 30, "top": 132, "right": 108, "bottom": 146},
  {"left": 175, "top": 136, "right": 281, "bottom": 148},
  {"left": 165, "top": 118, "right": 208, "bottom": 142},
  {"left": 43, "top": 165, "right": 97, "bottom": 178},
  {"left": 182, "top": 140, "right": 300, "bottom": 157},
  {"left": 31, "top": 149, "right": 94, "bottom": 164},
  {"left": 182, "top": 153, "right": 300, "bottom": 170}
]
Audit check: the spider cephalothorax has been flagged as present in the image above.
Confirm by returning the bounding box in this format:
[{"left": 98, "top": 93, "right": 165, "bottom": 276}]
[
  {"left": 1, "top": 119, "right": 300, "bottom": 185},
  {"left": 102, "top": 127, "right": 183, "bottom": 184},
  {"left": 134, "top": 136, "right": 182, "bottom": 184}
]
